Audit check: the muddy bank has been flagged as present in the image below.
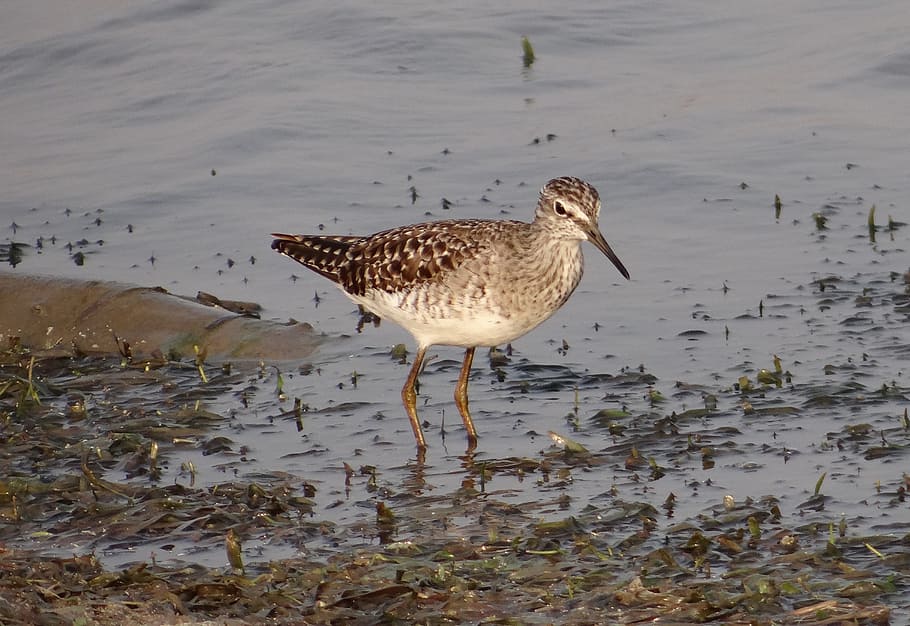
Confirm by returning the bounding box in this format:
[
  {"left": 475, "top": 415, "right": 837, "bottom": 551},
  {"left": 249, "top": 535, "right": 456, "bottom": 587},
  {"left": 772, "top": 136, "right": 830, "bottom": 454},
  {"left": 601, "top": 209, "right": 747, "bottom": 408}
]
[
  {"left": 0, "top": 343, "right": 903, "bottom": 625},
  {"left": 0, "top": 272, "right": 321, "bottom": 360},
  {"left": 1, "top": 268, "right": 908, "bottom": 624}
]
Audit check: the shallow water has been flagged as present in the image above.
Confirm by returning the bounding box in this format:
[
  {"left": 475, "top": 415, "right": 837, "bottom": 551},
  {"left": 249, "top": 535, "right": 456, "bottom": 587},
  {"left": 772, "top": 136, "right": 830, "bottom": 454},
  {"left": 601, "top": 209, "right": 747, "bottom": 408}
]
[{"left": 1, "top": 0, "right": 909, "bottom": 618}]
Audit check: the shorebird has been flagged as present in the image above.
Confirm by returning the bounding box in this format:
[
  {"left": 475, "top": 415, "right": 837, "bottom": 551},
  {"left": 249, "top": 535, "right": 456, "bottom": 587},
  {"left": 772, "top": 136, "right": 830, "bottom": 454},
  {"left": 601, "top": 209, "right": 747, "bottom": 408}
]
[{"left": 271, "top": 176, "right": 629, "bottom": 450}]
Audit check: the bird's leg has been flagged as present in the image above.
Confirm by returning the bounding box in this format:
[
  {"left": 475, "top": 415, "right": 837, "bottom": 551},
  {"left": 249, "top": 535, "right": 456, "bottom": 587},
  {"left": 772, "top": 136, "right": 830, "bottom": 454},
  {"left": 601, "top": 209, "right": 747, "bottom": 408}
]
[
  {"left": 454, "top": 347, "right": 478, "bottom": 447},
  {"left": 402, "top": 346, "right": 428, "bottom": 450}
]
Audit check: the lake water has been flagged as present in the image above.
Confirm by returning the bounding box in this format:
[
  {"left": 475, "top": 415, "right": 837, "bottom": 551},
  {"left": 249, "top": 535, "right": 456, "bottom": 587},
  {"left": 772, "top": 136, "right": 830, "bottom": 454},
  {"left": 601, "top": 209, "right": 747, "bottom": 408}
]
[
  {"left": 3, "top": 0, "right": 907, "bottom": 379},
  {"left": 2, "top": 0, "right": 908, "bottom": 610}
]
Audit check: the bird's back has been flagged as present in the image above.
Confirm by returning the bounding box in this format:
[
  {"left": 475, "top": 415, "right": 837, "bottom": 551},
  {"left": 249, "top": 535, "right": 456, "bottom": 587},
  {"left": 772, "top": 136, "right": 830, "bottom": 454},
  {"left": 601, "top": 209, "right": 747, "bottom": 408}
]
[{"left": 273, "top": 219, "right": 517, "bottom": 296}]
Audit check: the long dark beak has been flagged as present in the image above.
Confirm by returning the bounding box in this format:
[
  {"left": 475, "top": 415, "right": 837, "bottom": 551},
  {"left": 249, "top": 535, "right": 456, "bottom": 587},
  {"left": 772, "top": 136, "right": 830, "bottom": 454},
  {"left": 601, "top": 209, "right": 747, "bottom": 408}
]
[{"left": 588, "top": 228, "right": 630, "bottom": 280}]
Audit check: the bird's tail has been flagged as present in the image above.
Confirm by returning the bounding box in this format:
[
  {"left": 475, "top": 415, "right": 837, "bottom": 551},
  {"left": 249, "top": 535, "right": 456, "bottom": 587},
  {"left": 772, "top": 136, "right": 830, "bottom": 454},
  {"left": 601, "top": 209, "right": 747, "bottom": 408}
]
[{"left": 271, "top": 233, "right": 362, "bottom": 281}]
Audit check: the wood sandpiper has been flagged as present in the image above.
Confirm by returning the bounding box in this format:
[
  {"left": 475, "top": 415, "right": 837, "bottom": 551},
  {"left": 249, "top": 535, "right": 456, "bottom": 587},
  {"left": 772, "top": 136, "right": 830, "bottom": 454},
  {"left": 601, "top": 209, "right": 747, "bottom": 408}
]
[{"left": 271, "top": 176, "right": 629, "bottom": 451}]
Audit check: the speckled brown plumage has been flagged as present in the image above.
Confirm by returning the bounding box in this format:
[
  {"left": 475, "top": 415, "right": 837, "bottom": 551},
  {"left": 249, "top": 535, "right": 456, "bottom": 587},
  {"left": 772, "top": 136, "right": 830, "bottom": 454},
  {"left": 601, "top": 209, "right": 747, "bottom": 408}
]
[
  {"left": 271, "top": 176, "right": 630, "bottom": 452},
  {"left": 272, "top": 221, "right": 487, "bottom": 297}
]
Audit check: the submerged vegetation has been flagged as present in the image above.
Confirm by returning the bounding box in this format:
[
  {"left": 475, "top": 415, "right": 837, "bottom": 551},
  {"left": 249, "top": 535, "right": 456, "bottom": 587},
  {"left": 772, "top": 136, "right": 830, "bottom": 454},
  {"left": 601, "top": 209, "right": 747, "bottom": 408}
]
[
  {"left": 1, "top": 175, "right": 908, "bottom": 624},
  {"left": 1, "top": 263, "right": 908, "bottom": 624}
]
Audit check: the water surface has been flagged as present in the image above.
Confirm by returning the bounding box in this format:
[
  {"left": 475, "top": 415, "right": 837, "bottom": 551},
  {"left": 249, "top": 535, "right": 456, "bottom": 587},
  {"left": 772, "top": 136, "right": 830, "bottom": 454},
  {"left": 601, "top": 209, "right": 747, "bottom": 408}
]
[{"left": 1, "top": 1, "right": 908, "bottom": 617}]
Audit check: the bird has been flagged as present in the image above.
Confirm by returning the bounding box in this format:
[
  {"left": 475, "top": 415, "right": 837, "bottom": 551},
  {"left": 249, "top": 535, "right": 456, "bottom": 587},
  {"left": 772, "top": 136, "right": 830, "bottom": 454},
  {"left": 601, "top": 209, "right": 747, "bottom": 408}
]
[{"left": 271, "top": 176, "right": 629, "bottom": 451}]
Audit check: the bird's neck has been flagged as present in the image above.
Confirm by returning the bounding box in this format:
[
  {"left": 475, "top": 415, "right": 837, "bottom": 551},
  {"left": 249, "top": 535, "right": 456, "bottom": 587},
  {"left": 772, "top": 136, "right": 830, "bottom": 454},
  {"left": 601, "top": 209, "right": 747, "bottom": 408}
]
[{"left": 523, "top": 225, "right": 585, "bottom": 287}]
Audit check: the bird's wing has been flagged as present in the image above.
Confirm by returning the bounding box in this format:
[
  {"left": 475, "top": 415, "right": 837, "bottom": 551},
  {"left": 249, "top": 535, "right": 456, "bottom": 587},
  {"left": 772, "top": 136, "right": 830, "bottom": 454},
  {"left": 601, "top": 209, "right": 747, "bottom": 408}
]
[
  {"left": 340, "top": 220, "right": 492, "bottom": 296},
  {"left": 271, "top": 233, "right": 365, "bottom": 283}
]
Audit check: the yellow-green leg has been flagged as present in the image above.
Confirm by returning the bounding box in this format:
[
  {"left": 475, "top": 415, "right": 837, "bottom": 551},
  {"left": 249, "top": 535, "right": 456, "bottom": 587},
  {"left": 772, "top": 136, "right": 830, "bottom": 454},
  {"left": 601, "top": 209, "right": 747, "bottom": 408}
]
[
  {"left": 401, "top": 346, "right": 428, "bottom": 450},
  {"left": 454, "top": 346, "right": 478, "bottom": 447}
]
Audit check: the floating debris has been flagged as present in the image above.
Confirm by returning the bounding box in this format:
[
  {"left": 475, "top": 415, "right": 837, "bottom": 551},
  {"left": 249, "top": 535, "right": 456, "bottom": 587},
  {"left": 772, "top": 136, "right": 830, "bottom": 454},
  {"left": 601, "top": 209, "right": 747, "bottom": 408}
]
[
  {"left": 225, "top": 528, "right": 244, "bottom": 573},
  {"left": 390, "top": 343, "right": 408, "bottom": 363},
  {"left": 868, "top": 204, "right": 877, "bottom": 243},
  {"left": 548, "top": 430, "right": 588, "bottom": 454},
  {"left": 521, "top": 36, "right": 535, "bottom": 67}
]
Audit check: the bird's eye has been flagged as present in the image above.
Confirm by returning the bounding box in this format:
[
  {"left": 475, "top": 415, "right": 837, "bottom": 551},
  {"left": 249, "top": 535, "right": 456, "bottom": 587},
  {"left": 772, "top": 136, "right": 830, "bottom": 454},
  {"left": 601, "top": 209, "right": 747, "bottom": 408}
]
[{"left": 554, "top": 201, "right": 567, "bottom": 215}]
